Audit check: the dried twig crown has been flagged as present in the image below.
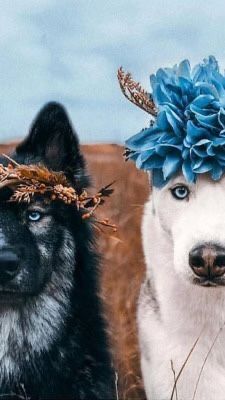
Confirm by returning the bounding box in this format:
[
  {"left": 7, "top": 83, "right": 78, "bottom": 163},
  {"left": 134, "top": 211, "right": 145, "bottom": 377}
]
[
  {"left": 117, "top": 67, "right": 157, "bottom": 116},
  {"left": 0, "top": 154, "right": 116, "bottom": 231}
]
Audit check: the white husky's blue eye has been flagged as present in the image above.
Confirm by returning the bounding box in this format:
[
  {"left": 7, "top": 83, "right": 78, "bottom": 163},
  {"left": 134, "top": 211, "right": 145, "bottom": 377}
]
[
  {"left": 171, "top": 185, "right": 189, "bottom": 200},
  {"left": 28, "top": 211, "right": 42, "bottom": 222}
]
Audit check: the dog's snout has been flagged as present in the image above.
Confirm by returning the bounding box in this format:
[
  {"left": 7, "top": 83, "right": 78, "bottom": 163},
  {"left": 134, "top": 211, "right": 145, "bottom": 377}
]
[
  {"left": 0, "top": 249, "right": 19, "bottom": 284},
  {"left": 189, "top": 244, "right": 225, "bottom": 280}
]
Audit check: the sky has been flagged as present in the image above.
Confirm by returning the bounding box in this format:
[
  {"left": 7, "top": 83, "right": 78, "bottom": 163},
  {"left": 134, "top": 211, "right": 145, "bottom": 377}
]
[{"left": 1, "top": 0, "right": 225, "bottom": 144}]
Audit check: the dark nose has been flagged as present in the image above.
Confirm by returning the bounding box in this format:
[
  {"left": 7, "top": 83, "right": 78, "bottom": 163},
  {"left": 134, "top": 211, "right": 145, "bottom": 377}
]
[
  {"left": 189, "top": 244, "right": 225, "bottom": 280},
  {"left": 0, "top": 249, "right": 19, "bottom": 284}
]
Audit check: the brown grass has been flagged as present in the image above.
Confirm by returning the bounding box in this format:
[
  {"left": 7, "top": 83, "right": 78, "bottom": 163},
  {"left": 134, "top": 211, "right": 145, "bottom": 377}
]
[{"left": 84, "top": 144, "right": 148, "bottom": 399}]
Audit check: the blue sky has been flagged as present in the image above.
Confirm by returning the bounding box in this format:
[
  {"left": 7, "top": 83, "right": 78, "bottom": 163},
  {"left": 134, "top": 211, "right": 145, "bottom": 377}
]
[{"left": 1, "top": 0, "right": 225, "bottom": 143}]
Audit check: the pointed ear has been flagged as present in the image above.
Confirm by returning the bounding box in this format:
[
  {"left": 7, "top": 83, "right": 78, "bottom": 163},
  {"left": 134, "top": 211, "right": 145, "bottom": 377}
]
[{"left": 16, "top": 102, "right": 88, "bottom": 186}]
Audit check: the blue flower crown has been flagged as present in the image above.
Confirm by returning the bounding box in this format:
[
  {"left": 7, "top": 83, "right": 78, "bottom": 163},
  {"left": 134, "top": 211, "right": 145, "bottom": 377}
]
[{"left": 120, "top": 56, "right": 225, "bottom": 187}]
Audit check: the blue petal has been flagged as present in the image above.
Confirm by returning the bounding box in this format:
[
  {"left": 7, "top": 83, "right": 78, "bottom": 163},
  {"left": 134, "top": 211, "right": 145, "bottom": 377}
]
[
  {"left": 139, "top": 149, "right": 155, "bottom": 163},
  {"left": 195, "top": 113, "right": 219, "bottom": 130},
  {"left": 195, "top": 82, "right": 219, "bottom": 99},
  {"left": 163, "top": 106, "right": 183, "bottom": 136},
  {"left": 192, "top": 56, "right": 219, "bottom": 83},
  {"left": 182, "top": 159, "right": 196, "bottom": 182},
  {"left": 218, "top": 157, "right": 225, "bottom": 167},
  {"left": 189, "top": 104, "right": 216, "bottom": 117},
  {"left": 218, "top": 108, "right": 225, "bottom": 129},
  {"left": 212, "top": 137, "right": 225, "bottom": 146},
  {"left": 191, "top": 157, "right": 203, "bottom": 169},
  {"left": 186, "top": 121, "right": 210, "bottom": 142},
  {"left": 125, "top": 127, "right": 158, "bottom": 151},
  {"left": 162, "top": 153, "right": 182, "bottom": 179},
  {"left": 193, "top": 160, "right": 213, "bottom": 173},
  {"left": 190, "top": 94, "right": 214, "bottom": 108},
  {"left": 206, "top": 56, "right": 219, "bottom": 72},
  {"left": 155, "top": 143, "right": 182, "bottom": 156},
  {"left": 182, "top": 147, "right": 190, "bottom": 159},
  {"left": 191, "top": 145, "right": 210, "bottom": 158},
  {"left": 211, "top": 164, "right": 223, "bottom": 180},
  {"left": 152, "top": 169, "right": 167, "bottom": 188},
  {"left": 206, "top": 143, "right": 216, "bottom": 156},
  {"left": 152, "top": 82, "right": 170, "bottom": 105},
  {"left": 178, "top": 59, "right": 191, "bottom": 79},
  {"left": 157, "top": 110, "right": 171, "bottom": 130},
  {"left": 138, "top": 153, "right": 163, "bottom": 170},
  {"left": 178, "top": 77, "right": 193, "bottom": 95}
]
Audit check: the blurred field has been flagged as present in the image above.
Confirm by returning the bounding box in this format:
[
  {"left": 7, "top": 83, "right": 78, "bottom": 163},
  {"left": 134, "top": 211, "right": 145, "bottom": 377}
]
[{"left": 0, "top": 142, "right": 149, "bottom": 400}]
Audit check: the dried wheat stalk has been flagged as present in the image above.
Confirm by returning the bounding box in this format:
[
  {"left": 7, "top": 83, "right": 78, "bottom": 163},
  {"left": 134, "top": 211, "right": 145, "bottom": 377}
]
[{"left": 117, "top": 67, "right": 157, "bottom": 116}]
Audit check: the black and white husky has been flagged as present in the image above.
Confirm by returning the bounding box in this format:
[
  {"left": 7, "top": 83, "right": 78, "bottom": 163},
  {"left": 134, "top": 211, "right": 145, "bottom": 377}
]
[
  {"left": 0, "top": 103, "right": 114, "bottom": 399},
  {"left": 139, "top": 173, "right": 225, "bottom": 400}
]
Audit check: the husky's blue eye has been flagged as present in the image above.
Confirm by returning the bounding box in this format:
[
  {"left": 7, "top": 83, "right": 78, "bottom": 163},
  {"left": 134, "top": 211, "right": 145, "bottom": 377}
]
[
  {"left": 171, "top": 185, "right": 189, "bottom": 200},
  {"left": 28, "top": 211, "right": 42, "bottom": 222}
]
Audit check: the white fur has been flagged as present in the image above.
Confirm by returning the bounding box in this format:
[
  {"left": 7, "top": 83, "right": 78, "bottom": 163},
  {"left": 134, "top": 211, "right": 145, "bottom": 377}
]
[{"left": 139, "top": 173, "right": 225, "bottom": 400}]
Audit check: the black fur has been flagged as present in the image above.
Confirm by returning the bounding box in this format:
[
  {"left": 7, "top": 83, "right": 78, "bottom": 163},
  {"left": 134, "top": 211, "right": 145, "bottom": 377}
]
[{"left": 0, "top": 103, "right": 115, "bottom": 399}]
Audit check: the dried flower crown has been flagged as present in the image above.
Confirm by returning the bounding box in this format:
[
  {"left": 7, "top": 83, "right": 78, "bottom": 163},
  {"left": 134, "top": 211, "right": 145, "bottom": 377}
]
[
  {"left": 118, "top": 56, "right": 225, "bottom": 187},
  {"left": 0, "top": 155, "right": 116, "bottom": 231}
]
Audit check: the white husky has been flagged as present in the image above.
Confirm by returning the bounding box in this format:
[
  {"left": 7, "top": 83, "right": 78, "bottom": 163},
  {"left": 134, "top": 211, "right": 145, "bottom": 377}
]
[{"left": 139, "top": 172, "right": 225, "bottom": 400}]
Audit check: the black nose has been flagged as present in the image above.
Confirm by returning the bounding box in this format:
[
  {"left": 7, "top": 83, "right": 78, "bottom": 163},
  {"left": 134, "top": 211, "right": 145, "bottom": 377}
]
[
  {"left": 0, "top": 249, "right": 19, "bottom": 284},
  {"left": 189, "top": 244, "right": 225, "bottom": 280}
]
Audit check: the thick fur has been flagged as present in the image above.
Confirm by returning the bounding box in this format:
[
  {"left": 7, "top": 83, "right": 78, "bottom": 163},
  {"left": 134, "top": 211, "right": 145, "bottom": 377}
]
[
  {"left": 0, "top": 141, "right": 148, "bottom": 400},
  {"left": 0, "top": 102, "right": 114, "bottom": 399},
  {"left": 139, "top": 173, "right": 225, "bottom": 400}
]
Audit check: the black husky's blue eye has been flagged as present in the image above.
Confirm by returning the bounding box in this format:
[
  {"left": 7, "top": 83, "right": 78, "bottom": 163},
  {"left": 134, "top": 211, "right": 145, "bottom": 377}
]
[
  {"left": 171, "top": 185, "right": 189, "bottom": 200},
  {"left": 28, "top": 211, "right": 42, "bottom": 222}
]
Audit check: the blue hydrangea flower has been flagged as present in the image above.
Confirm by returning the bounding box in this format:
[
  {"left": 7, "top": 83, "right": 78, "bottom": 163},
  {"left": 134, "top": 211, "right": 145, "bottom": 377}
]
[{"left": 125, "top": 56, "right": 225, "bottom": 187}]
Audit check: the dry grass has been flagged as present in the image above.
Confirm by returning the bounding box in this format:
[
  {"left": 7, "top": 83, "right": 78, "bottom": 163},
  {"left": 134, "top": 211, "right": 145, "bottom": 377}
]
[{"left": 84, "top": 144, "right": 148, "bottom": 399}]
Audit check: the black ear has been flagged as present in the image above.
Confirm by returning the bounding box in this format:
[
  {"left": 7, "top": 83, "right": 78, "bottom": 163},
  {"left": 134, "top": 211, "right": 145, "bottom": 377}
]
[{"left": 16, "top": 102, "right": 88, "bottom": 186}]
